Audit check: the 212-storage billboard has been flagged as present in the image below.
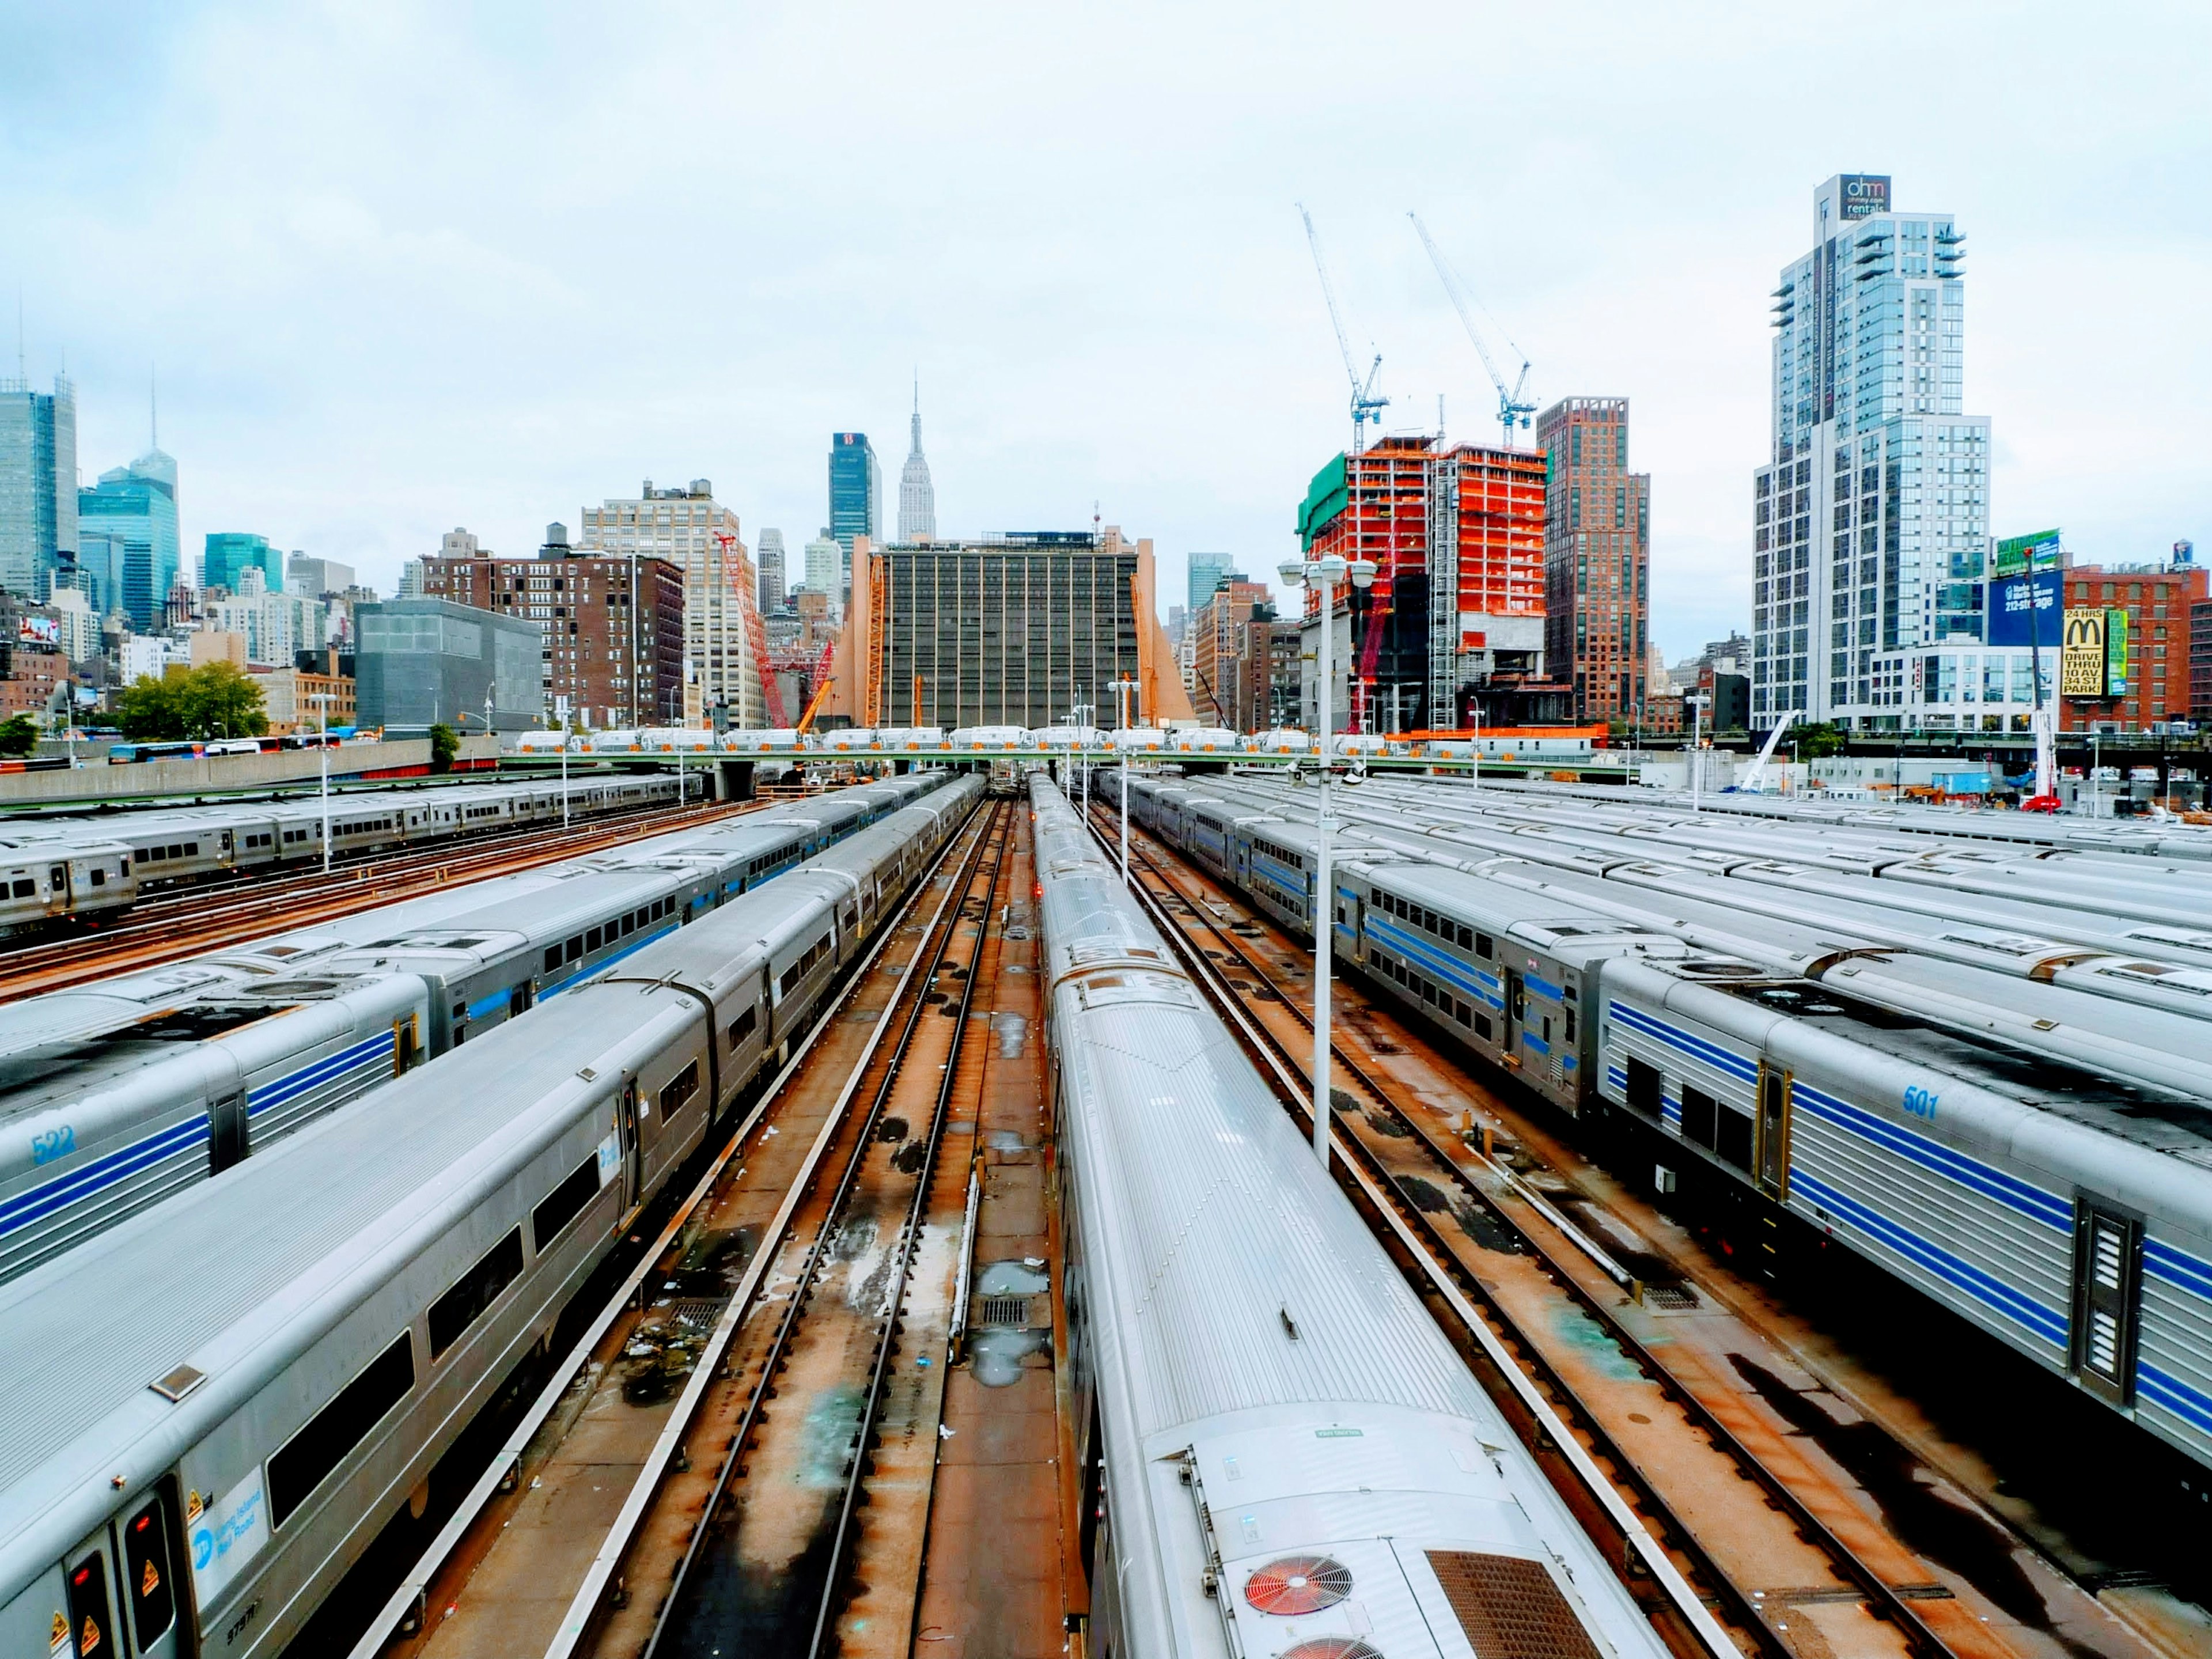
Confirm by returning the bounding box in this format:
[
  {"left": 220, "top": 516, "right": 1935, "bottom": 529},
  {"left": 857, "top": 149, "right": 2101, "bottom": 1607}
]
[{"left": 1987, "top": 573, "right": 2062, "bottom": 647}]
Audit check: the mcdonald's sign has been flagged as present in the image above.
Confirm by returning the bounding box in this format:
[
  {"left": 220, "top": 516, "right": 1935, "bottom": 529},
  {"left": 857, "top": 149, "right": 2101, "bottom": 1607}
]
[{"left": 2061, "top": 608, "right": 2107, "bottom": 698}]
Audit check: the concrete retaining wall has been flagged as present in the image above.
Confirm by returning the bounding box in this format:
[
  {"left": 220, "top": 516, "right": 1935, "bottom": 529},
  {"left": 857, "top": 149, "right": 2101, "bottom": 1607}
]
[{"left": 0, "top": 735, "right": 502, "bottom": 809}]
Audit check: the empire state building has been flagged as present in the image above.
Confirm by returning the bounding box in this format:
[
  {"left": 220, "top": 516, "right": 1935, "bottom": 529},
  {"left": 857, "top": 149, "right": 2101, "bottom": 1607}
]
[{"left": 897, "top": 385, "right": 935, "bottom": 542}]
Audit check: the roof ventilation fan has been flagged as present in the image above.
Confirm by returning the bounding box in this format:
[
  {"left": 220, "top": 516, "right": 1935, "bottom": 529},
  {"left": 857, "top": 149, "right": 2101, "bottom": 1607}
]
[
  {"left": 1280, "top": 1642, "right": 1384, "bottom": 1659},
  {"left": 1243, "top": 1554, "right": 1354, "bottom": 1616}
]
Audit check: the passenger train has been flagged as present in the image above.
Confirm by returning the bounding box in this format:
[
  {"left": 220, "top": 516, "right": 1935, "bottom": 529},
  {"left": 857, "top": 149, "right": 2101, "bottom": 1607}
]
[
  {"left": 0, "top": 771, "right": 700, "bottom": 937},
  {"left": 0, "top": 777, "right": 982, "bottom": 1659},
  {"left": 0, "top": 774, "right": 956, "bottom": 1286},
  {"left": 1115, "top": 770, "right": 2212, "bottom": 1476},
  {"left": 1031, "top": 775, "right": 1676, "bottom": 1659}
]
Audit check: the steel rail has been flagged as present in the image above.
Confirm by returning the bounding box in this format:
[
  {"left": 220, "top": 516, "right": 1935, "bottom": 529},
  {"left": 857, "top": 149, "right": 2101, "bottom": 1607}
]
[
  {"left": 574, "top": 799, "right": 1006, "bottom": 1659},
  {"left": 1105, "top": 806, "right": 1956, "bottom": 1659},
  {"left": 344, "top": 793, "right": 987, "bottom": 1659},
  {"left": 801, "top": 802, "right": 1011, "bottom": 1657}
]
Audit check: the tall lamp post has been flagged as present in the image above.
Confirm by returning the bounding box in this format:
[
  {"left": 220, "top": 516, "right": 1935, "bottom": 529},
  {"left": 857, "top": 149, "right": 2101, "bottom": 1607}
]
[
  {"left": 1687, "top": 692, "right": 1710, "bottom": 812},
  {"left": 305, "top": 692, "right": 336, "bottom": 873},
  {"left": 1113, "top": 677, "right": 1134, "bottom": 887},
  {"left": 1278, "top": 551, "right": 1377, "bottom": 1171}
]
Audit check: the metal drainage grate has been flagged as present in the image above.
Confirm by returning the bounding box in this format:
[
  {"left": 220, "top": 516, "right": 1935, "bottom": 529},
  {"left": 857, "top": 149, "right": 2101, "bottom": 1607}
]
[
  {"left": 1642, "top": 1283, "right": 1700, "bottom": 1311},
  {"left": 977, "top": 1296, "right": 1032, "bottom": 1327}
]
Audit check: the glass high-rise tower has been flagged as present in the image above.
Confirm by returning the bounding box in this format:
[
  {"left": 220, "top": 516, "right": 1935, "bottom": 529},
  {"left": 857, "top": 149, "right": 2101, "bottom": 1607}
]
[
  {"left": 0, "top": 374, "right": 77, "bottom": 599},
  {"left": 1753, "top": 175, "right": 2024, "bottom": 734},
  {"left": 828, "top": 431, "right": 880, "bottom": 582},
  {"left": 79, "top": 449, "right": 180, "bottom": 631}
]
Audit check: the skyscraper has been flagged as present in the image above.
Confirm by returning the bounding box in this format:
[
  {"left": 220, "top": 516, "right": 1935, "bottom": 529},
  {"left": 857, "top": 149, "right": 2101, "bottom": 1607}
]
[
  {"left": 204, "top": 531, "right": 285, "bottom": 593},
  {"left": 1186, "top": 554, "right": 1231, "bottom": 616},
  {"left": 0, "top": 373, "right": 76, "bottom": 598},
  {"left": 828, "top": 431, "right": 880, "bottom": 599},
  {"left": 1753, "top": 174, "right": 2008, "bottom": 734},
  {"left": 579, "top": 479, "right": 763, "bottom": 726},
  {"left": 897, "top": 387, "right": 935, "bottom": 542},
  {"left": 804, "top": 529, "right": 842, "bottom": 612},
  {"left": 756, "top": 528, "right": 786, "bottom": 612},
  {"left": 78, "top": 448, "right": 179, "bottom": 631},
  {"left": 1539, "top": 398, "right": 1650, "bottom": 724}
]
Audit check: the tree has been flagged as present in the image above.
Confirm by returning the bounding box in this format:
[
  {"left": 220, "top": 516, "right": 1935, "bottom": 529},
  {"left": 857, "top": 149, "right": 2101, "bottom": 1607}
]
[
  {"left": 115, "top": 673, "right": 187, "bottom": 741},
  {"left": 1793, "top": 720, "right": 1849, "bottom": 760},
  {"left": 177, "top": 662, "right": 268, "bottom": 740},
  {"left": 0, "top": 715, "right": 37, "bottom": 758},
  {"left": 113, "top": 664, "right": 268, "bottom": 741},
  {"left": 429, "top": 722, "right": 460, "bottom": 773}
]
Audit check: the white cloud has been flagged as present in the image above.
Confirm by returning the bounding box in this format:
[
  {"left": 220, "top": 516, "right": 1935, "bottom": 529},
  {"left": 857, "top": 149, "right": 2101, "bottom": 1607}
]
[{"left": 4, "top": 0, "right": 2206, "bottom": 664}]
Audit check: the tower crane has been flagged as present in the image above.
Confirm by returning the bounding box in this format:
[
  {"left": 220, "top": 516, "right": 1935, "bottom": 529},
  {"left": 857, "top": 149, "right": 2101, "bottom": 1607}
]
[
  {"left": 1297, "top": 203, "right": 1388, "bottom": 453},
  {"left": 1408, "top": 211, "right": 1535, "bottom": 448}
]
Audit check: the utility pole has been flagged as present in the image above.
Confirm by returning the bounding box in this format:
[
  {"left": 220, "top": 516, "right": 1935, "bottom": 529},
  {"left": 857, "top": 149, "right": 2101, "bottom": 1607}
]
[{"left": 306, "top": 692, "right": 335, "bottom": 873}]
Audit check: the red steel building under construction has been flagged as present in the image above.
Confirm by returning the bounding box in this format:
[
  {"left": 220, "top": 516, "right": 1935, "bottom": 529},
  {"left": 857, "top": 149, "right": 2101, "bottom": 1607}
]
[{"left": 1296, "top": 436, "right": 1564, "bottom": 731}]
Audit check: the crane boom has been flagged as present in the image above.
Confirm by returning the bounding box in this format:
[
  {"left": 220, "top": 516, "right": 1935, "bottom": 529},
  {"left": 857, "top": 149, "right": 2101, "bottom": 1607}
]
[
  {"left": 1408, "top": 211, "right": 1535, "bottom": 448},
  {"left": 1297, "top": 203, "right": 1388, "bottom": 450}
]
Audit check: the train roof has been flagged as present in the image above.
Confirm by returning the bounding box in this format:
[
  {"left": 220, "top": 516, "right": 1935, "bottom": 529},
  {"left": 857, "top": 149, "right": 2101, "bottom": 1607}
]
[
  {"left": 0, "top": 975, "right": 697, "bottom": 1591},
  {"left": 1623, "top": 957, "right": 2212, "bottom": 1170}
]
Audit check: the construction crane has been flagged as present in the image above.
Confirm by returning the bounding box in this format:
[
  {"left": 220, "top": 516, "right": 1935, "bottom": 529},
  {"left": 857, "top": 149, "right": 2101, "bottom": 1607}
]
[
  {"left": 1408, "top": 211, "right": 1535, "bottom": 449},
  {"left": 1297, "top": 203, "right": 1388, "bottom": 452}
]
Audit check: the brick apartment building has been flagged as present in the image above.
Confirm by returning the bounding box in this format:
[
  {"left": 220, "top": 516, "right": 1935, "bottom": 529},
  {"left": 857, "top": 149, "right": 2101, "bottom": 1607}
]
[
  {"left": 423, "top": 527, "right": 685, "bottom": 727},
  {"left": 2059, "top": 563, "right": 2208, "bottom": 733},
  {"left": 1538, "top": 397, "right": 1650, "bottom": 725},
  {"left": 1190, "top": 576, "right": 1271, "bottom": 725}
]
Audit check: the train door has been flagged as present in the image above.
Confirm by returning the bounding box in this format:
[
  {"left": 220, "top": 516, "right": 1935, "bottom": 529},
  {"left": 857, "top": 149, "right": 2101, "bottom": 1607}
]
[
  {"left": 1503, "top": 970, "right": 1527, "bottom": 1063},
  {"left": 64, "top": 1483, "right": 185, "bottom": 1658},
  {"left": 49, "top": 864, "right": 69, "bottom": 916},
  {"left": 207, "top": 1089, "right": 248, "bottom": 1173},
  {"left": 2070, "top": 1198, "right": 2143, "bottom": 1406},
  {"left": 393, "top": 1014, "right": 421, "bottom": 1076},
  {"left": 619, "top": 1081, "right": 643, "bottom": 1209},
  {"left": 1755, "top": 1064, "right": 1791, "bottom": 1199}
]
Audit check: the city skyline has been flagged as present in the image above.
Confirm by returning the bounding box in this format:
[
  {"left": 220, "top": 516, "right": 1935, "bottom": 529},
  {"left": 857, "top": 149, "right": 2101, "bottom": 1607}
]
[{"left": 6, "top": 5, "right": 2207, "bottom": 662}]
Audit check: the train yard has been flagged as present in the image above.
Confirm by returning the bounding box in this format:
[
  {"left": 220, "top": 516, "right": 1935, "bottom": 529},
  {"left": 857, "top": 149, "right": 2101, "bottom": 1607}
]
[{"left": 3, "top": 760, "right": 2211, "bottom": 1659}]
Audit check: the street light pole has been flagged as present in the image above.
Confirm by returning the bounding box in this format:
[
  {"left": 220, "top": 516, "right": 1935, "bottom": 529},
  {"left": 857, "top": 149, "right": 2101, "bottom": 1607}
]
[
  {"left": 305, "top": 692, "right": 335, "bottom": 874},
  {"left": 1115, "top": 677, "right": 1132, "bottom": 888},
  {"left": 1281, "top": 551, "right": 1376, "bottom": 1171},
  {"left": 1687, "top": 692, "right": 1710, "bottom": 811}
]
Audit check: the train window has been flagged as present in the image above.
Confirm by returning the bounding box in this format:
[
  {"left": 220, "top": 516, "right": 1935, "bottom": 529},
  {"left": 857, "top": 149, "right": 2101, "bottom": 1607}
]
[
  {"left": 1625, "top": 1057, "right": 1661, "bottom": 1118},
  {"left": 89, "top": 869, "right": 105, "bottom": 886},
  {"left": 533, "top": 1153, "right": 602, "bottom": 1251},
  {"left": 660, "top": 1061, "right": 700, "bottom": 1118},
  {"left": 1475, "top": 933, "right": 1494, "bottom": 959},
  {"left": 50, "top": 864, "right": 65, "bottom": 888},
  {"left": 67, "top": 1549, "right": 115, "bottom": 1659},
  {"left": 566, "top": 936, "right": 584, "bottom": 964},
  {"left": 9, "top": 878, "right": 28, "bottom": 897},
  {"left": 1680, "top": 1086, "right": 1718, "bottom": 1150},
  {"left": 185, "top": 842, "right": 198, "bottom": 856},
  {"left": 123, "top": 1495, "right": 177, "bottom": 1646},
  {"left": 1473, "top": 1012, "right": 1493, "bottom": 1041},
  {"left": 267, "top": 1332, "right": 415, "bottom": 1529},
  {"left": 168, "top": 844, "right": 181, "bottom": 858},
  {"left": 428, "top": 1228, "right": 525, "bottom": 1359},
  {"left": 728, "top": 1005, "right": 758, "bottom": 1048},
  {"left": 1457, "top": 925, "right": 1472, "bottom": 949},
  {"left": 544, "top": 946, "right": 562, "bottom": 972},
  {"left": 1565, "top": 1009, "right": 1577, "bottom": 1044},
  {"left": 586, "top": 926, "right": 603, "bottom": 952},
  {"left": 1715, "top": 1108, "right": 1753, "bottom": 1171}
]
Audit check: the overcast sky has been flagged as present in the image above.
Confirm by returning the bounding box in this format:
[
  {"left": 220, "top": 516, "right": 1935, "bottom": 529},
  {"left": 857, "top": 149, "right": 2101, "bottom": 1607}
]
[{"left": 6, "top": 1, "right": 2208, "bottom": 661}]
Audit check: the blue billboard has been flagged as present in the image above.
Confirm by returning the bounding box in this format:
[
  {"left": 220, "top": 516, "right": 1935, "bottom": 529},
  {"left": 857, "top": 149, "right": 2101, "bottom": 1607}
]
[{"left": 1987, "top": 572, "right": 2061, "bottom": 647}]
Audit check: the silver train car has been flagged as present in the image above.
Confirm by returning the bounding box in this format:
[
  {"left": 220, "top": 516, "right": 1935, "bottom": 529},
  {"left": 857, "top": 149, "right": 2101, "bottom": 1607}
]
[
  {"left": 0, "top": 774, "right": 955, "bottom": 1286},
  {"left": 0, "top": 772, "right": 700, "bottom": 937},
  {"left": 1119, "top": 771, "right": 2212, "bottom": 1475},
  {"left": 1032, "top": 775, "right": 1673, "bottom": 1659},
  {"left": 0, "top": 777, "right": 982, "bottom": 1659}
]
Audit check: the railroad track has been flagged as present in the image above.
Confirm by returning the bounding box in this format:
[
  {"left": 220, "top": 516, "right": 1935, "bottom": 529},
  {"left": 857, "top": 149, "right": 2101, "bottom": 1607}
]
[
  {"left": 343, "top": 797, "right": 1009, "bottom": 1659},
  {"left": 1089, "top": 804, "right": 1976, "bottom": 1659},
  {"left": 0, "top": 796, "right": 756, "bottom": 1002}
]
